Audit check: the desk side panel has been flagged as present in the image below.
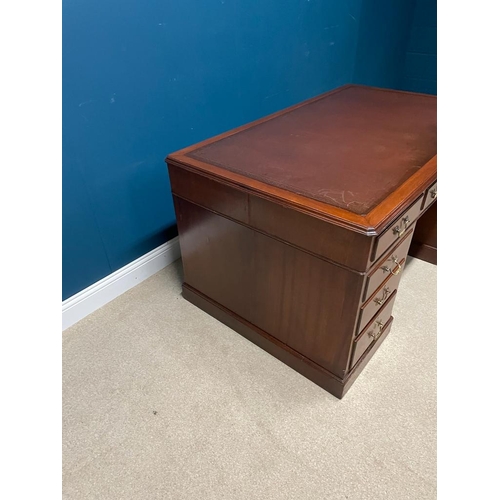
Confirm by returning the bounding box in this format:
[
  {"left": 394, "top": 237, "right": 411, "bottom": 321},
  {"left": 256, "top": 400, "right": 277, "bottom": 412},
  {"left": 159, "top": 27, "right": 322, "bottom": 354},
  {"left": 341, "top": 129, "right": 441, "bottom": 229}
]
[{"left": 174, "top": 196, "right": 363, "bottom": 378}]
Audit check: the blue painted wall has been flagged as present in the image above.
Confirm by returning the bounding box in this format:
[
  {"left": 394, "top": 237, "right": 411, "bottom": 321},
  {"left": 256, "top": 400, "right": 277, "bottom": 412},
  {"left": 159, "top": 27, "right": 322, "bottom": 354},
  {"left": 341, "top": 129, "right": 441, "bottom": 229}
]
[
  {"left": 63, "top": 0, "right": 436, "bottom": 300},
  {"left": 353, "top": 0, "right": 417, "bottom": 89},
  {"left": 353, "top": 0, "right": 436, "bottom": 95},
  {"left": 63, "top": 0, "right": 364, "bottom": 299},
  {"left": 402, "top": 0, "right": 437, "bottom": 94}
]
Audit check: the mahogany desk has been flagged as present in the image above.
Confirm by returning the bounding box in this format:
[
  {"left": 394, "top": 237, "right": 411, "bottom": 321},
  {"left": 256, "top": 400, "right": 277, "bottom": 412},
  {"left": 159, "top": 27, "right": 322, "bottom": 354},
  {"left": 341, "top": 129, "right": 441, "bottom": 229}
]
[{"left": 166, "top": 85, "right": 437, "bottom": 399}]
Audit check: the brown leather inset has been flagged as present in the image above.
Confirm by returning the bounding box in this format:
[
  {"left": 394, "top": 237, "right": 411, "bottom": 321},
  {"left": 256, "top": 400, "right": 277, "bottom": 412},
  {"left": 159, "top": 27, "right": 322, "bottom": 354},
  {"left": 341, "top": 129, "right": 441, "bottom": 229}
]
[{"left": 187, "top": 86, "right": 436, "bottom": 215}]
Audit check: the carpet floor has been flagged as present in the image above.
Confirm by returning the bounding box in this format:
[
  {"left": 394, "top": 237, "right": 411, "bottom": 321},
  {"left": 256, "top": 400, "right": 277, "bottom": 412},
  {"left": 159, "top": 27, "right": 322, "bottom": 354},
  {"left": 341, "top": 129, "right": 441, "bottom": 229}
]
[{"left": 63, "top": 256, "right": 436, "bottom": 500}]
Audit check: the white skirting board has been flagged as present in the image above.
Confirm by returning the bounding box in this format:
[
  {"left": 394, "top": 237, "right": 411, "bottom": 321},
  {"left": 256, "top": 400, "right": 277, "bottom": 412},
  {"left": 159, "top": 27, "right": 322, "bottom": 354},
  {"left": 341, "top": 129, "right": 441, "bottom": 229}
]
[{"left": 62, "top": 237, "right": 181, "bottom": 331}]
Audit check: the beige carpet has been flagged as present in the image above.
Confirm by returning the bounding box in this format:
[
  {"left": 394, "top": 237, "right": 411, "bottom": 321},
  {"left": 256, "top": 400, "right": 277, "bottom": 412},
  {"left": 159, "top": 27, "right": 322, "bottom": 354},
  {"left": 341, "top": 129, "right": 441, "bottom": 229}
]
[{"left": 63, "top": 256, "right": 436, "bottom": 500}]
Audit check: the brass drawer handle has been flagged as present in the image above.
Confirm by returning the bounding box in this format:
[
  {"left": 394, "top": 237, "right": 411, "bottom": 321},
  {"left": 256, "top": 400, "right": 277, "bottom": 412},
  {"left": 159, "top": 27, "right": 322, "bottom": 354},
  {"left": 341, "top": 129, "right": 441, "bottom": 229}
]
[
  {"left": 430, "top": 188, "right": 437, "bottom": 199},
  {"left": 382, "top": 256, "right": 402, "bottom": 276},
  {"left": 374, "top": 287, "right": 391, "bottom": 305},
  {"left": 392, "top": 225, "right": 404, "bottom": 238},
  {"left": 368, "top": 320, "right": 384, "bottom": 341},
  {"left": 393, "top": 216, "right": 410, "bottom": 238}
]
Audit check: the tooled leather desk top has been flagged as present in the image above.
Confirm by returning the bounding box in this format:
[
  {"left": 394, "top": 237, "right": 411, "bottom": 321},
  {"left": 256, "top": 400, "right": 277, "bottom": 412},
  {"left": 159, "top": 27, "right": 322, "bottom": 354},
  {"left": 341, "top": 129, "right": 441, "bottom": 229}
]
[{"left": 183, "top": 85, "right": 436, "bottom": 216}]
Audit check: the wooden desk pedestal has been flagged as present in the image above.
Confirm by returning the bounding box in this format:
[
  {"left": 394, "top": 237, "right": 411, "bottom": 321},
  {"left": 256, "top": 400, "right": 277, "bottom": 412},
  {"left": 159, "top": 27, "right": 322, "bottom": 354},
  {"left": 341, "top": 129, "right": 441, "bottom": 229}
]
[{"left": 166, "top": 85, "right": 437, "bottom": 399}]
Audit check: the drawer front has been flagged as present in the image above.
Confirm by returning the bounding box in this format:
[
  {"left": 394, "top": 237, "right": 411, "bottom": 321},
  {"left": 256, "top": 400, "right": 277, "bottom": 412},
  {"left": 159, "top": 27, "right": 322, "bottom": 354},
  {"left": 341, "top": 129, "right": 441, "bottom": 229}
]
[
  {"left": 364, "top": 229, "right": 413, "bottom": 301},
  {"left": 350, "top": 292, "right": 397, "bottom": 370},
  {"left": 421, "top": 181, "right": 437, "bottom": 212},
  {"left": 373, "top": 195, "right": 423, "bottom": 262},
  {"left": 357, "top": 263, "right": 405, "bottom": 334},
  {"left": 350, "top": 318, "right": 394, "bottom": 373}
]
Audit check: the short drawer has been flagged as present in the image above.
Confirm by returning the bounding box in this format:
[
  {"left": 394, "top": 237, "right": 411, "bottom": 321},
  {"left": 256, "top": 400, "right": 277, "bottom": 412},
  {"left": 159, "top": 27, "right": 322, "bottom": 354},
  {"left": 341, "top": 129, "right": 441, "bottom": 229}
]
[
  {"left": 421, "top": 181, "right": 437, "bottom": 212},
  {"left": 350, "top": 292, "right": 397, "bottom": 370},
  {"left": 357, "top": 263, "right": 405, "bottom": 334},
  {"left": 363, "top": 229, "right": 413, "bottom": 302},
  {"left": 372, "top": 195, "right": 423, "bottom": 262}
]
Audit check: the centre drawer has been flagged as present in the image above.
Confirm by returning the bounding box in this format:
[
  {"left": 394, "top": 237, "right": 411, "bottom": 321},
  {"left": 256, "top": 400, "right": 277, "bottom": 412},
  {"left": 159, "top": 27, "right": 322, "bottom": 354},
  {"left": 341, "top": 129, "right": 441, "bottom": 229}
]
[
  {"left": 421, "top": 181, "right": 437, "bottom": 212},
  {"left": 350, "top": 291, "right": 397, "bottom": 370}
]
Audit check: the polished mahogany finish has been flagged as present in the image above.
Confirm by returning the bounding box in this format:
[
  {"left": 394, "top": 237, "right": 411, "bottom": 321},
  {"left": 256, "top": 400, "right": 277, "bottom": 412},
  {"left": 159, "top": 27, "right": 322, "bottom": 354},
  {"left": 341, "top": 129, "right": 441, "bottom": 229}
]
[{"left": 166, "top": 85, "right": 437, "bottom": 398}]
